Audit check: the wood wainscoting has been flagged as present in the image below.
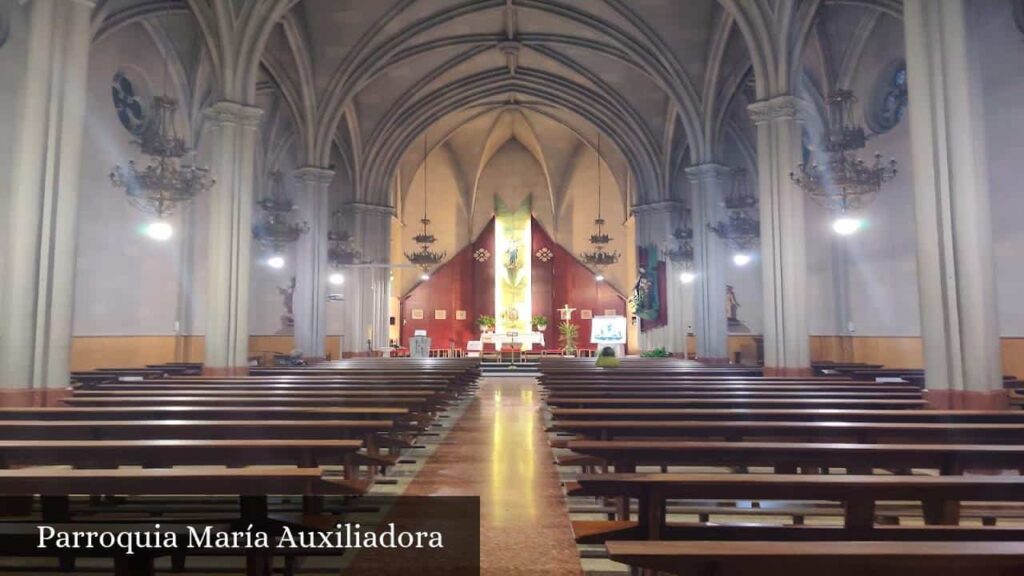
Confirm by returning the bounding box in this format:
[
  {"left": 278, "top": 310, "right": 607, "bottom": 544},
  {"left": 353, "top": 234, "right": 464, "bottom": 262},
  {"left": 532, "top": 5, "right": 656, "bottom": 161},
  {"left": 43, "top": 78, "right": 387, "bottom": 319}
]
[
  {"left": 70, "top": 335, "right": 346, "bottom": 371},
  {"left": 810, "top": 336, "right": 1024, "bottom": 377}
]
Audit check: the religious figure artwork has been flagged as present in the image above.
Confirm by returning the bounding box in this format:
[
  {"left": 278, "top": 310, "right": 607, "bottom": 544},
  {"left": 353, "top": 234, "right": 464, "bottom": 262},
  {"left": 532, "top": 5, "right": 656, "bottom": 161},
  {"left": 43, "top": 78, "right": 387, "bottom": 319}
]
[
  {"left": 495, "top": 197, "right": 532, "bottom": 333},
  {"left": 455, "top": 310, "right": 467, "bottom": 321},
  {"left": 726, "top": 285, "right": 751, "bottom": 334},
  {"left": 411, "top": 309, "right": 424, "bottom": 320},
  {"left": 870, "top": 61, "right": 909, "bottom": 134},
  {"left": 726, "top": 285, "right": 740, "bottom": 322},
  {"left": 434, "top": 310, "right": 447, "bottom": 320},
  {"left": 581, "top": 310, "right": 593, "bottom": 320},
  {"left": 277, "top": 276, "right": 296, "bottom": 334},
  {"left": 558, "top": 305, "right": 576, "bottom": 321},
  {"left": 631, "top": 245, "right": 663, "bottom": 323}
]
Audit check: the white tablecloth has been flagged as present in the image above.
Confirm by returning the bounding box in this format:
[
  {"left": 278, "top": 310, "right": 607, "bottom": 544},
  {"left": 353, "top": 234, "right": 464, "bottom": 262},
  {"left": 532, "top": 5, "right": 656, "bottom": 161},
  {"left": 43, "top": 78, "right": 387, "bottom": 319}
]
[{"left": 480, "top": 332, "right": 546, "bottom": 350}]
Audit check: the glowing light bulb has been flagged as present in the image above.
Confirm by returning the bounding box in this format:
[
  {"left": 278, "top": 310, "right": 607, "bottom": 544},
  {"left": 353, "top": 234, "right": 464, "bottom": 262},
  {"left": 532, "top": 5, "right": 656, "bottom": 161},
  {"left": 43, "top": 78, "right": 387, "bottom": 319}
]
[
  {"left": 733, "top": 253, "right": 752, "bottom": 267},
  {"left": 595, "top": 274, "right": 605, "bottom": 282},
  {"left": 329, "top": 273, "right": 345, "bottom": 286},
  {"left": 420, "top": 273, "right": 431, "bottom": 281},
  {"left": 267, "top": 256, "right": 286, "bottom": 269},
  {"left": 679, "top": 272, "right": 697, "bottom": 284},
  {"left": 832, "top": 216, "right": 864, "bottom": 236},
  {"left": 145, "top": 221, "right": 173, "bottom": 241}
]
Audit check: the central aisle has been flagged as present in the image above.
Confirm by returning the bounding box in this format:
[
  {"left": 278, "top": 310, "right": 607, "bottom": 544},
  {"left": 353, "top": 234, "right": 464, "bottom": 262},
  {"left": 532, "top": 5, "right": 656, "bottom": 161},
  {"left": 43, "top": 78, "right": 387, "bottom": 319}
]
[{"left": 404, "top": 376, "right": 583, "bottom": 575}]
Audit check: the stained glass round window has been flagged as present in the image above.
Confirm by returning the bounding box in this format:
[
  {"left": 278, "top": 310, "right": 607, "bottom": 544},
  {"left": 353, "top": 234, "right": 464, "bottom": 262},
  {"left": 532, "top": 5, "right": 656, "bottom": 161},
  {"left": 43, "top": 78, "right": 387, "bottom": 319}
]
[{"left": 111, "top": 71, "right": 151, "bottom": 136}]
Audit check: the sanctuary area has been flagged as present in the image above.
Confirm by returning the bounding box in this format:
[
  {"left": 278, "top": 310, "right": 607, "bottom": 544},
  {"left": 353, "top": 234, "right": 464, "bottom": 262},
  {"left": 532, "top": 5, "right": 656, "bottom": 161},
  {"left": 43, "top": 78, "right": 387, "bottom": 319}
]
[{"left": 1, "top": 0, "right": 1024, "bottom": 574}]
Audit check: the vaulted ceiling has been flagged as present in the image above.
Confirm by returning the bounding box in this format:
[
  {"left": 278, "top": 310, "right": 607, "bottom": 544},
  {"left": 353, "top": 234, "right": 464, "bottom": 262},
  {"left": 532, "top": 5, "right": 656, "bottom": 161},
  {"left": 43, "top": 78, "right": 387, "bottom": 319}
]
[{"left": 90, "top": 0, "right": 905, "bottom": 207}]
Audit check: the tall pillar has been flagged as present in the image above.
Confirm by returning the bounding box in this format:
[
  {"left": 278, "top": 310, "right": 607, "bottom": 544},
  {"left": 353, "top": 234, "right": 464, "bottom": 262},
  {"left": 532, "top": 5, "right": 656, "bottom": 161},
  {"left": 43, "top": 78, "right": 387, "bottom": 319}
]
[
  {"left": 292, "top": 167, "right": 335, "bottom": 358},
  {"left": 633, "top": 202, "right": 687, "bottom": 356},
  {"left": 686, "top": 164, "right": 732, "bottom": 362},
  {"left": 0, "top": 0, "right": 95, "bottom": 388},
  {"left": 202, "top": 101, "right": 263, "bottom": 371},
  {"left": 904, "top": 0, "right": 1004, "bottom": 407},
  {"left": 340, "top": 203, "right": 393, "bottom": 356},
  {"left": 747, "top": 96, "right": 811, "bottom": 374}
]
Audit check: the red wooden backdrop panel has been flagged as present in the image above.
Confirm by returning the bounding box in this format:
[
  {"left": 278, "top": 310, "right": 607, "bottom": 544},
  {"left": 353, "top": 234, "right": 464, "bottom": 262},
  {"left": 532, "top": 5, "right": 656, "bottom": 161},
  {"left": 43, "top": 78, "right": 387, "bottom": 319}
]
[{"left": 400, "top": 218, "right": 626, "bottom": 352}]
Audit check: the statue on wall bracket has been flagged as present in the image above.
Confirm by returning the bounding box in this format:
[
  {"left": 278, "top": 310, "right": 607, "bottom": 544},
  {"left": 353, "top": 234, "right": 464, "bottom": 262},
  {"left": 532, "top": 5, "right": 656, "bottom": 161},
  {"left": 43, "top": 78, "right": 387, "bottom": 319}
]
[{"left": 631, "top": 245, "right": 662, "bottom": 322}]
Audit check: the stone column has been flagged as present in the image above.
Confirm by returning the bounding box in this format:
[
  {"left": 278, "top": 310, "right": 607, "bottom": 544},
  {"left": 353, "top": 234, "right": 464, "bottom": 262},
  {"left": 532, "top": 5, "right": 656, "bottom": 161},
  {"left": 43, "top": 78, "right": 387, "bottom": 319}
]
[
  {"left": 340, "top": 203, "right": 393, "bottom": 356},
  {"left": 686, "top": 164, "right": 732, "bottom": 362},
  {"left": 747, "top": 96, "right": 811, "bottom": 375},
  {"left": 202, "top": 101, "right": 263, "bottom": 371},
  {"left": 0, "top": 0, "right": 95, "bottom": 388},
  {"left": 292, "top": 167, "right": 335, "bottom": 358},
  {"left": 904, "top": 0, "right": 1004, "bottom": 407},
  {"left": 633, "top": 202, "right": 687, "bottom": 356}
]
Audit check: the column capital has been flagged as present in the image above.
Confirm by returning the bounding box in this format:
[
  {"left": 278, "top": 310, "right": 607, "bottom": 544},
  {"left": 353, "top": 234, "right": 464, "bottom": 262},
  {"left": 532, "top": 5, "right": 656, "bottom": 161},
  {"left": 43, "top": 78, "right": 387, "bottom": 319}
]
[
  {"left": 293, "top": 166, "right": 336, "bottom": 186},
  {"left": 347, "top": 202, "right": 395, "bottom": 218},
  {"left": 684, "top": 163, "right": 734, "bottom": 182},
  {"left": 204, "top": 101, "right": 264, "bottom": 128},
  {"left": 747, "top": 95, "right": 813, "bottom": 125}
]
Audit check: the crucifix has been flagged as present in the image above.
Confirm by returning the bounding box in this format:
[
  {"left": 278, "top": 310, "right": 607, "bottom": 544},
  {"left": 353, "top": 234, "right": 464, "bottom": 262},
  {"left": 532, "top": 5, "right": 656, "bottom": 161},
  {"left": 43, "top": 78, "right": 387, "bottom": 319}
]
[{"left": 558, "top": 304, "right": 576, "bottom": 321}]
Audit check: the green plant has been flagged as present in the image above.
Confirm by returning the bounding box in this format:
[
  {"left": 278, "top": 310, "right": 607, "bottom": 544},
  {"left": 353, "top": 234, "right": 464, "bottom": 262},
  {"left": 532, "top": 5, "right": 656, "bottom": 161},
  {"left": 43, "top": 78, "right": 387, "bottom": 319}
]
[
  {"left": 641, "top": 347, "right": 671, "bottom": 358},
  {"left": 476, "top": 315, "right": 496, "bottom": 331},
  {"left": 558, "top": 321, "right": 579, "bottom": 354},
  {"left": 532, "top": 315, "right": 549, "bottom": 329}
]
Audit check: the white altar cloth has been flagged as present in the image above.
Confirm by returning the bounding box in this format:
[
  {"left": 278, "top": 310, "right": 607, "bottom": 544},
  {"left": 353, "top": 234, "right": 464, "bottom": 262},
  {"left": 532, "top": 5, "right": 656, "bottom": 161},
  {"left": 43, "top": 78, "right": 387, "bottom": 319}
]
[{"left": 480, "top": 332, "right": 545, "bottom": 350}]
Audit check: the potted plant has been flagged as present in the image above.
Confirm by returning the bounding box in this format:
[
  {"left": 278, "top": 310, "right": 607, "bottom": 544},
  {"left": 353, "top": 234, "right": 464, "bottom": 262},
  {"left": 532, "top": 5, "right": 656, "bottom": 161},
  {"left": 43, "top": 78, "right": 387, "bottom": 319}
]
[
  {"left": 558, "top": 321, "right": 578, "bottom": 356},
  {"left": 532, "top": 315, "right": 549, "bottom": 332},
  {"left": 476, "top": 315, "right": 496, "bottom": 334}
]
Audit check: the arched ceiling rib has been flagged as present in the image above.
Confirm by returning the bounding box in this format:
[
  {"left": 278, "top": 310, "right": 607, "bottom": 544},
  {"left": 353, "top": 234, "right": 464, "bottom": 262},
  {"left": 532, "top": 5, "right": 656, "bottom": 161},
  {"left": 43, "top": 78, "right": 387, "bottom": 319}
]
[{"left": 91, "top": 0, "right": 910, "bottom": 211}]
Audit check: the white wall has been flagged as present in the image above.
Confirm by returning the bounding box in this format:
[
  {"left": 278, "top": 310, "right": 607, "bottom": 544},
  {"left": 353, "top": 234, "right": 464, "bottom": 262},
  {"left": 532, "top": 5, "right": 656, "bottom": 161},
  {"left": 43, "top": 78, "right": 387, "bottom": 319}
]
[
  {"left": 0, "top": 0, "right": 30, "bottom": 289},
  {"left": 975, "top": 0, "right": 1024, "bottom": 336},
  {"left": 73, "top": 24, "right": 188, "bottom": 336}
]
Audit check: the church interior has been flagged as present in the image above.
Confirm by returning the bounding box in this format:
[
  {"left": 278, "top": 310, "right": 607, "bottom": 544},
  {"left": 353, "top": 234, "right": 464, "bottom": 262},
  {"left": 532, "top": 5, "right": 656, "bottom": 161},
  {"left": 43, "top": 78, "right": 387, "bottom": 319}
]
[{"left": 1, "top": 0, "right": 1024, "bottom": 574}]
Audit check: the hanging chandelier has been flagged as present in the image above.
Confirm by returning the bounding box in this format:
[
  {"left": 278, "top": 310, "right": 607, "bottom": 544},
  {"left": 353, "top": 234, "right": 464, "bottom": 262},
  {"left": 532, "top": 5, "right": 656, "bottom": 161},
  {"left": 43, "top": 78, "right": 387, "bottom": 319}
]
[
  {"left": 710, "top": 168, "right": 761, "bottom": 251},
  {"left": 404, "top": 134, "right": 446, "bottom": 273},
  {"left": 664, "top": 217, "right": 695, "bottom": 265},
  {"left": 252, "top": 171, "right": 308, "bottom": 251},
  {"left": 790, "top": 90, "right": 898, "bottom": 213},
  {"left": 328, "top": 212, "right": 371, "bottom": 267},
  {"left": 110, "top": 96, "right": 214, "bottom": 218},
  {"left": 580, "top": 134, "right": 620, "bottom": 270}
]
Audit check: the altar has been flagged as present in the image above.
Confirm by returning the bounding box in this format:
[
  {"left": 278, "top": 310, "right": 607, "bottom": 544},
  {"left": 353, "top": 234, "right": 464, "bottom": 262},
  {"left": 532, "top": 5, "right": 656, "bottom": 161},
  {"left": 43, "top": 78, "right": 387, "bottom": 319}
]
[{"left": 479, "top": 331, "right": 545, "bottom": 350}]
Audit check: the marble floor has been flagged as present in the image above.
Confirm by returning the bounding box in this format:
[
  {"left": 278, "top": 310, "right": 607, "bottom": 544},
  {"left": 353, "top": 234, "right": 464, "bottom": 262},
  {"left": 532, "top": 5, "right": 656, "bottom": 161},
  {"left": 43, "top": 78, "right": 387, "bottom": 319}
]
[{"left": 404, "top": 376, "right": 584, "bottom": 575}]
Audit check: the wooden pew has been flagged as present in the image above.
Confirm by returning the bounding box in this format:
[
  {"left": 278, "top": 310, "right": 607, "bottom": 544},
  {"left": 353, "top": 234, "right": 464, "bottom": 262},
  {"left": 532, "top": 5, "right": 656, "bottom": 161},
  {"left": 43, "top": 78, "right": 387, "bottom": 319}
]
[
  {"left": 544, "top": 390, "right": 923, "bottom": 400},
  {"left": 0, "top": 439, "right": 364, "bottom": 472},
  {"left": 545, "top": 398, "right": 928, "bottom": 410},
  {"left": 0, "top": 467, "right": 367, "bottom": 521},
  {"left": 541, "top": 383, "right": 919, "bottom": 393},
  {"left": 0, "top": 419, "right": 398, "bottom": 454},
  {"left": 549, "top": 408, "right": 1024, "bottom": 423},
  {"left": 605, "top": 541, "right": 1024, "bottom": 576},
  {"left": 565, "top": 439, "right": 1024, "bottom": 475},
  {"left": 63, "top": 395, "right": 438, "bottom": 411},
  {"left": 0, "top": 406, "right": 411, "bottom": 422},
  {"left": 573, "top": 473, "right": 1024, "bottom": 540},
  {"left": 0, "top": 467, "right": 367, "bottom": 576},
  {"left": 550, "top": 419, "right": 1024, "bottom": 444}
]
